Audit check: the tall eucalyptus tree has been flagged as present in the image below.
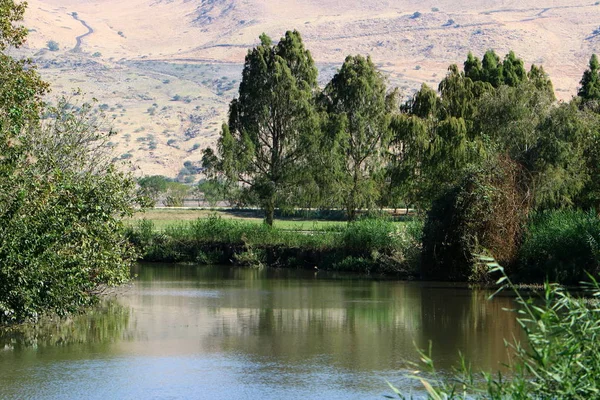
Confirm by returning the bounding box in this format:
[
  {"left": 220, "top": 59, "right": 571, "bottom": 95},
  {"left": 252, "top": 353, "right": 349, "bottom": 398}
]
[
  {"left": 320, "top": 55, "right": 395, "bottom": 220},
  {"left": 217, "top": 31, "right": 319, "bottom": 225}
]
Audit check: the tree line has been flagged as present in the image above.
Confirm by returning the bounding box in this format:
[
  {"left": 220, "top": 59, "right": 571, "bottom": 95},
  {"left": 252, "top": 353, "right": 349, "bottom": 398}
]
[
  {"left": 203, "top": 31, "right": 600, "bottom": 226},
  {"left": 203, "top": 30, "right": 600, "bottom": 278}
]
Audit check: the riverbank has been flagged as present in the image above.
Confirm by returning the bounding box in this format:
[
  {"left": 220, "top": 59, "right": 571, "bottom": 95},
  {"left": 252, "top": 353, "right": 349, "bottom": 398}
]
[
  {"left": 126, "top": 209, "right": 600, "bottom": 284},
  {"left": 126, "top": 216, "right": 422, "bottom": 276}
]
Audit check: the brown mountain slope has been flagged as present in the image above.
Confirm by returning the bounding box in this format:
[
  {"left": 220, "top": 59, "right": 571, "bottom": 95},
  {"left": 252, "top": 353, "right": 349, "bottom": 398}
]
[{"left": 15, "top": 0, "right": 600, "bottom": 177}]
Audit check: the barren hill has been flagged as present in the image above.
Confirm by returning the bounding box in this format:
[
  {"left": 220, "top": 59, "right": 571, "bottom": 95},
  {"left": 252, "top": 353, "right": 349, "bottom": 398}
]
[{"left": 15, "top": 0, "right": 600, "bottom": 177}]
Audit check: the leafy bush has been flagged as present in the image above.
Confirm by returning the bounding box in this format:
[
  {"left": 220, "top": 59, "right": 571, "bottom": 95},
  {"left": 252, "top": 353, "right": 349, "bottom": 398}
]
[
  {"left": 0, "top": 163, "right": 138, "bottom": 324},
  {"left": 0, "top": 94, "right": 140, "bottom": 324},
  {"left": 517, "top": 209, "right": 600, "bottom": 283}
]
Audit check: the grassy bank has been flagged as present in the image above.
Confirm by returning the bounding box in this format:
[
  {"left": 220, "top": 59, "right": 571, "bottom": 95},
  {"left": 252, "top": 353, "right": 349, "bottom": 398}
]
[
  {"left": 126, "top": 208, "right": 354, "bottom": 231},
  {"left": 127, "top": 209, "right": 600, "bottom": 283},
  {"left": 126, "top": 216, "right": 422, "bottom": 275}
]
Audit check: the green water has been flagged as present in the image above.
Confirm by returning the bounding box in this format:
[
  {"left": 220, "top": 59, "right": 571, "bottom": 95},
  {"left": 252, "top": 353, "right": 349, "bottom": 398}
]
[{"left": 0, "top": 264, "right": 523, "bottom": 399}]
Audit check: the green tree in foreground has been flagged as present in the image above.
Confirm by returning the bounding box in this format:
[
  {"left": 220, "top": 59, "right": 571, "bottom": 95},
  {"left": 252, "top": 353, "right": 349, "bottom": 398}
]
[
  {"left": 215, "top": 31, "right": 319, "bottom": 225},
  {"left": 0, "top": 96, "right": 140, "bottom": 324},
  {"left": 0, "top": 3, "right": 139, "bottom": 324}
]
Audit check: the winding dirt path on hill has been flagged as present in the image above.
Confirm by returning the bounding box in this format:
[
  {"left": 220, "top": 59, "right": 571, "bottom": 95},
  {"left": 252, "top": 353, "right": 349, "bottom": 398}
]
[{"left": 70, "top": 13, "right": 94, "bottom": 52}]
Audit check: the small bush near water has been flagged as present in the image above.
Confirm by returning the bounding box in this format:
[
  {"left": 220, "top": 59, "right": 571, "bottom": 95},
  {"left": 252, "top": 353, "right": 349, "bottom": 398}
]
[
  {"left": 517, "top": 209, "right": 600, "bottom": 284},
  {"left": 388, "top": 258, "right": 600, "bottom": 399},
  {"left": 126, "top": 216, "right": 423, "bottom": 275}
]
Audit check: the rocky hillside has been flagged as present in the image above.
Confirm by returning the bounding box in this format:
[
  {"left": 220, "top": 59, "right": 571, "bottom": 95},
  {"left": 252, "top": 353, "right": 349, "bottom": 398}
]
[{"left": 16, "top": 0, "right": 600, "bottom": 177}]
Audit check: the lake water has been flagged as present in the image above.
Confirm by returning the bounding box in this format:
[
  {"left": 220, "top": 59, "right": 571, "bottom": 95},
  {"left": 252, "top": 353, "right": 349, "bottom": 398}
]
[{"left": 0, "top": 264, "right": 523, "bottom": 399}]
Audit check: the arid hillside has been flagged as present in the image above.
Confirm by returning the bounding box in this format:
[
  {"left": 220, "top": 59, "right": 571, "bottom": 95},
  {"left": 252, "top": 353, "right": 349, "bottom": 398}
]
[{"left": 15, "top": 0, "right": 600, "bottom": 177}]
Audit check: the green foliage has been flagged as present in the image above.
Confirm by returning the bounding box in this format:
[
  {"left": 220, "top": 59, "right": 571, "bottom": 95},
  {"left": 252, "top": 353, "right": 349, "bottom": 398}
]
[
  {"left": 481, "top": 49, "right": 503, "bottom": 87},
  {"left": 0, "top": 52, "right": 49, "bottom": 131},
  {"left": 138, "top": 175, "right": 169, "bottom": 205},
  {"left": 232, "top": 241, "right": 265, "bottom": 267},
  {"left": 0, "top": 0, "right": 28, "bottom": 50},
  {"left": 162, "top": 181, "right": 189, "bottom": 207},
  {"left": 196, "top": 179, "right": 226, "bottom": 206},
  {"left": 342, "top": 218, "right": 400, "bottom": 254},
  {"left": 528, "top": 101, "right": 591, "bottom": 208},
  {"left": 0, "top": 167, "right": 137, "bottom": 323},
  {"left": 127, "top": 216, "right": 421, "bottom": 274},
  {"left": 517, "top": 210, "right": 600, "bottom": 283},
  {"left": 528, "top": 64, "right": 555, "bottom": 98},
  {"left": 0, "top": 101, "right": 140, "bottom": 325},
  {"left": 391, "top": 50, "right": 600, "bottom": 282},
  {"left": 0, "top": 4, "right": 139, "bottom": 324},
  {"left": 320, "top": 55, "right": 395, "bottom": 220},
  {"left": 136, "top": 175, "right": 189, "bottom": 207},
  {"left": 421, "top": 157, "right": 530, "bottom": 281},
  {"left": 390, "top": 89, "right": 478, "bottom": 209},
  {"left": 0, "top": 98, "right": 139, "bottom": 323},
  {"left": 576, "top": 111, "right": 600, "bottom": 209},
  {"left": 214, "top": 30, "right": 320, "bottom": 225},
  {"left": 578, "top": 54, "right": 600, "bottom": 102},
  {"left": 390, "top": 259, "right": 600, "bottom": 398}
]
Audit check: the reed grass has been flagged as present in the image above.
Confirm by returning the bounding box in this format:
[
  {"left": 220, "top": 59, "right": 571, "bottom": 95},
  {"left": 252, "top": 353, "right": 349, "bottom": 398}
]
[{"left": 388, "top": 256, "right": 600, "bottom": 398}]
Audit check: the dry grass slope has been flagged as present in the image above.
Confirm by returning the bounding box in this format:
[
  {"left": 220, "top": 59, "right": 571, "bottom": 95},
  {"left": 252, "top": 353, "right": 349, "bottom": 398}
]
[{"left": 15, "top": 0, "right": 600, "bottom": 176}]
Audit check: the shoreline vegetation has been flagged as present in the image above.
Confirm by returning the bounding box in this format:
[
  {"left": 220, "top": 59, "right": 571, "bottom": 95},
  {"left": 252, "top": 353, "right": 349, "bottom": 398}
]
[
  {"left": 126, "top": 213, "right": 423, "bottom": 276},
  {"left": 125, "top": 208, "right": 600, "bottom": 285}
]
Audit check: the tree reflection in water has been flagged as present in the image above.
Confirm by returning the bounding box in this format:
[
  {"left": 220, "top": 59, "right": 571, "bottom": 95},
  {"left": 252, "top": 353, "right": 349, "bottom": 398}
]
[{"left": 0, "top": 300, "right": 131, "bottom": 351}]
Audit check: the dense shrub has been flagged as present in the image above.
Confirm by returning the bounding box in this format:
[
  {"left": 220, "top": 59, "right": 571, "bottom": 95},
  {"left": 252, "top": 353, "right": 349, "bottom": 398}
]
[
  {"left": 422, "top": 157, "right": 530, "bottom": 281},
  {"left": 517, "top": 209, "right": 600, "bottom": 283},
  {"left": 0, "top": 168, "right": 137, "bottom": 324}
]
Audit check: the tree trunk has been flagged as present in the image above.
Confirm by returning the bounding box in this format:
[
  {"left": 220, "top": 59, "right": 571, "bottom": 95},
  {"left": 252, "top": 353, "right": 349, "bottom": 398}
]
[
  {"left": 347, "top": 206, "right": 357, "bottom": 222},
  {"left": 347, "top": 166, "right": 360, "bottom": 222},
  {"left": 346, "top": 192, "right": 357, "bottom": 222},
  {"left": 264, "top": 199, "right": 275, "bottom": 226}
]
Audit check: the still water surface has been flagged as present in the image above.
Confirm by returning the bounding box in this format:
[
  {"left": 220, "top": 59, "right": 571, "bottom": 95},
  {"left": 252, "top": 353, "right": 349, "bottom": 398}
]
[{"left": 0, "top": 264, "right": 523, "bottom": 399}]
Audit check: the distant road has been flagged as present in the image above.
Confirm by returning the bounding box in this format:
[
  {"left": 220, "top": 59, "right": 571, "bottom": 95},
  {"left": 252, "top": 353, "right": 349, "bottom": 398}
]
[{"left": 70, "top": 12, "right": 93, "bottom": 52}]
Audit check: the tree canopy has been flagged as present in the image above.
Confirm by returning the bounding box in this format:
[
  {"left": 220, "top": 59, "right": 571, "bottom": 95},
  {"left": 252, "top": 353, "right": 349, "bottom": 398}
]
[
  {"left": 320, "top": 55, "right": 395, "bottom": 220},
  {"left": 214, "top": 30, "right": 320, "bottom": 225}
]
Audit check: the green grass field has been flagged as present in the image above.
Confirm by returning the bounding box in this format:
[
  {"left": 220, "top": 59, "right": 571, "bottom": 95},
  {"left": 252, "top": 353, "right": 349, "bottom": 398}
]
[{"left": 126, "top": 208, "right": 350, "bottom": 231}]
